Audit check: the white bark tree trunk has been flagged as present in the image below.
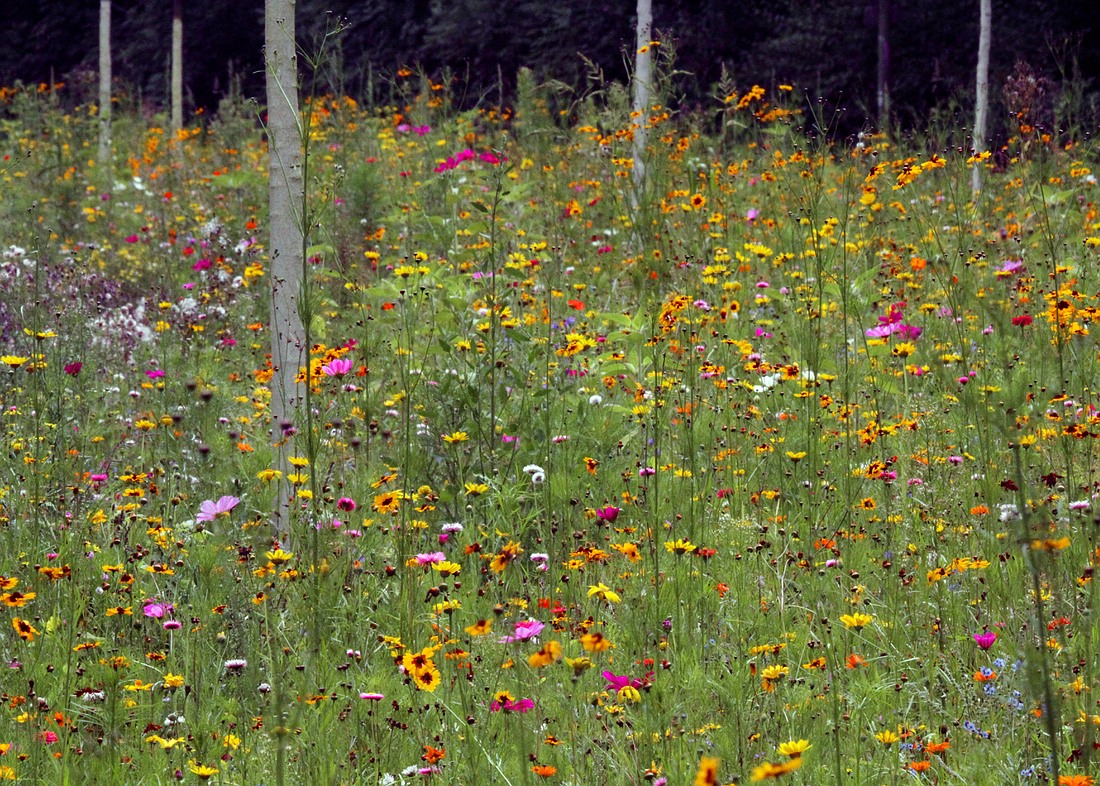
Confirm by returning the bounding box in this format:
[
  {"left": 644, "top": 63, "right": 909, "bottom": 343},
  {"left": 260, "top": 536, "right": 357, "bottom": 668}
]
[
  {"left": 265, "top": 0, "right": 305, "bottom": 534},
  {"left": 631, "top": 0, "right": 653, "bottom": 204},
  {"left": 98, "top": 0, "right": 112, "bottom": 172},
  {"left": 972, "top": 0, "right": 992, "bottom": 195},
  {"left": 171, "top": 0, "right": 183, "bottom": 133},
  {"left": 876, "top": 0, "right": 890, "bottom": 131}
]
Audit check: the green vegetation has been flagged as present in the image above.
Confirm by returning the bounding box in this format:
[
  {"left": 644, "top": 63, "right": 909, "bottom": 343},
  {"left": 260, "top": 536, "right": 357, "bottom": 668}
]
[{"left": 0, "top": 70, "right": 1099, "bottom": 785}]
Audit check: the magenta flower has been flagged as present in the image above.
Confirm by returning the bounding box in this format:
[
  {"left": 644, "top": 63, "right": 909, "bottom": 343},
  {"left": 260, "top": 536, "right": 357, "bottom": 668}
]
[
  {"left": 595, "top": 506, "right": 621, "bottom": 522},
  {"left": 490, "top": 697, "right": 534, "bottom": 713},
  {"left": 601, "top": 670, "right": 653, "bottom": 692},
  {"left": 196, "top": 495, "right": 240, "bottom": 522},
  {"left": 415, "top": 552, "right": 446, "bottom": 565},
  {"left": 337, "top": 497, "right": 357, "bottom": 512},
  {"left": 321, "top": 358, "right": 353, "bottom": 377},
  {"left": 973, "top": 631, "right": 997, "bottom": 650},
  {"left": 499, "top": 619, "right": 544, "bottom": 643},
  {"left": 143, "top": 601, "right": 173, "bottom": 619}
]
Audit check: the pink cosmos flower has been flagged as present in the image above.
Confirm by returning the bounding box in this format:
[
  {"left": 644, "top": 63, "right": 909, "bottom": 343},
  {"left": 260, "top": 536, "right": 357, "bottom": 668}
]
[
  {"left": 499, "top": 619, "right": 544, "bottom": 643},
  {"left": 321, "top": 358, "right": 353, "bottom": 377},
  {"left": 196, "top": 495, "right": 240, "bottom": 522},
  {"left": 490, "top": 697, "right": 534, "bottom": 713},
  {"left": 143, "top": 601, "right": 173, "bottom": 619}
]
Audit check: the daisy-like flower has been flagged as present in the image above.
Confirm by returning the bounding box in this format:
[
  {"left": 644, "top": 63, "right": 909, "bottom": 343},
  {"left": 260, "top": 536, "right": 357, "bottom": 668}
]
[
  {"left": 777, "top": 740, "right": 811, "bottom": 758},
  {"left": 195, "top": 495, "right": 240, "bottom": 522},
  {"left": 499, "top": 619, "right": 544, "bottom": 643},
  {"left": 320, "top": 357, "right": 352, "bottom": 376},
  {"left": 839, "top": 612, "right": 873, "bottom": 630}
]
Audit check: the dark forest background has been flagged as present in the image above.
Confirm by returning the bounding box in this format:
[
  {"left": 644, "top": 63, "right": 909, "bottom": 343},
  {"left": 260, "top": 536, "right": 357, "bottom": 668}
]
[{"left": 1, "top": 0, "right": 1098, "bottom": 137}]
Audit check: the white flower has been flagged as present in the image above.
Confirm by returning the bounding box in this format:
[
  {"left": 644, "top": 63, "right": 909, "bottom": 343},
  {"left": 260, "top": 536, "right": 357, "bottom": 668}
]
[{"left": 588, "top": 394, "right": 603, "bottom": 406}]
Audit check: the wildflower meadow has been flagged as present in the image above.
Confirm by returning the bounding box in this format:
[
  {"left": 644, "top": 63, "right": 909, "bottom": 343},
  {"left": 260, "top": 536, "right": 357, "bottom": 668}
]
[{"left": 1, "top": 62, "right": 1100, "bottom": 786}]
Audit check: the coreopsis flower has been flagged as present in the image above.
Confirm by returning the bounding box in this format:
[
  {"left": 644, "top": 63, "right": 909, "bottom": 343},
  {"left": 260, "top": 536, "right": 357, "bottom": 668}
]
[{"left": 839, "top": 612, "right": 873, "bottom": 630}]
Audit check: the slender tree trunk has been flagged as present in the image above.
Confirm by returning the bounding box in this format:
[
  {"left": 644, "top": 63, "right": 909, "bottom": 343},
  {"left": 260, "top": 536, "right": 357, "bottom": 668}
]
[
  {"left": 631, "top": 0, "right": 653, "bottom": 205},
  {"left": 265, "top": 0, "right": 305, "bottom": 535},
  {"left": 98, "top": 0, "right": 112, "bottom": 173},
  {"left": 876, "top": 0, "right": 890, "bottom": 132},
  {"left": 171, "top": 0, "right": 183, "bottom": 133},
  {"left": 972, "top": 0, "right": 992, "bottom": 195}
]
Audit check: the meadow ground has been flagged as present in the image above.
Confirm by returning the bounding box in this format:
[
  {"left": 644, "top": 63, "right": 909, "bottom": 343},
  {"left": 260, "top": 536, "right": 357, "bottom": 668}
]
[{"left": 0, "top": 72, "right": 1099, "bottom": 785}]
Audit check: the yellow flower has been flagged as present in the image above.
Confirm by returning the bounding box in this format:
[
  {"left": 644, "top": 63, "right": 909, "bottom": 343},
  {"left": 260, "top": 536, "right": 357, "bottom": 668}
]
[
  {"left": 465, "top": 619, "right": 492, "bottom": 636},
  {"left": 665, "top": 538, "right": 696, "bottom": 554},
  {"left": 464, "top": 482, "right": 489, "bottom": 496},
  {"left": 442, "top": 431, "right": 469, "bottom": 444},
  {"left": 751, "top": 758, "right": 802, "bottom": 781},
  {"left": 875, "top": 729, "right": 900, "bottom": 745},
  {"left": 760, "top": 664, "right": 789, "bottom": 692},
  {"left": 777, "top": 739, "right": 811, "bottom": 758},
  {"left": 839, "top": 612, "right": 874, "bottom": 630},
  {"left": 694, "top": 756, "right": 720, "bottom": 786},
  {"left": 146, "top": 734, "right": 186, "bottom": 749},
  {"left": 162, "top": 673, "right": 185, "bottom": 689},
  {"left": 188, "top": 761, "right": 218, "bottom": 780},
  {"left": 12, "top": 617, "right": 38, "bottom": 641},
  {"left": 580, "top": 632, "right": 612, "bottom": 652},
  {"left": 528, "top": 640, "right": 563, "bottom": 668},
  {"left": 265, "top": 549, "right": 294, "bottom": 565},
  {"left": 223, "top": 733, "right": 241, "bottom": 750},
  {"left": 587, "top": 583, "right": 621, "bottom": 604},
  {"left": 565, "top": 656, "right": 593, "bottom": 676},
  {"left": 1, "top": 356, "right": 28, "bottom": 368}
]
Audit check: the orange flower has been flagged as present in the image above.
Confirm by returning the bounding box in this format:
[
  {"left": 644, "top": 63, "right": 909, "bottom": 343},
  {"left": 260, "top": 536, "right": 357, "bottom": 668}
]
[
  {"left": 532, "top": 764, "right": 557, "bottom": 777},
  {"left": 846, "top": 653, "right": 867, "bottom": 669},
  {"left": 1059, "top": 776, "right": 1095, "bottom": 786},
  {"left": 422, "top": 745, "right": 445, "bottom": 764},
  {"left": 908, "top": 760, "right": 932, "bottom": 773},
  {"left": 12, "top": 617, "right": 38, "bottom": 641}
]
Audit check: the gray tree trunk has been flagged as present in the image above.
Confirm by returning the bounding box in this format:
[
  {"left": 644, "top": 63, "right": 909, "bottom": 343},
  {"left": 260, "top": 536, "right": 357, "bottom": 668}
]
[
  {"left": 171, "top": 0, "right": 183, "bottom": 133},
  {"left": 98, "top": 0, "right": 112, "bottom": 172},
  {"left": 631, "top": 0, "right": 653, "bottom": 204},
  {"left": 972, "top": 0, "right": 992, "bottom": 195},
  {"left": 265, "top": 0, "right": 305, "bottom": 534}
]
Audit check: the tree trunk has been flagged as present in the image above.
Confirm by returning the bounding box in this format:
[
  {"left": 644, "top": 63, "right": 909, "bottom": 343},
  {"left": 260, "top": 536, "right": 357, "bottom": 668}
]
[
  {"left": 876, "top": 0, "right": 890, "bottom": 132},
  {"left": 98, "top": 0, "right": 111, "bottom": 173},
  {"left": 631, "top": 0, "right": 653, "bottom": 205},
  {"left": 972, "top": 0, "right": 992, "bottom": 195},
  {"left": 171, "top": 0, "right": 183, "bottom": 133},
  {"left": 265, "top": 0, "right": 305, "bottom": 535}
]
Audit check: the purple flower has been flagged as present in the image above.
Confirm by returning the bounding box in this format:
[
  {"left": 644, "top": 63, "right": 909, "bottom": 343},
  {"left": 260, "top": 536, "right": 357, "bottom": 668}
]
[
  {"left": 499, "top": 619, "right": 544, "bottom": 643},
  {"left": 973, "top": 631, "right": 997, "bottom": 650},
  {"left": 196, "top": 495, "right": 240, "bottom": 522}
]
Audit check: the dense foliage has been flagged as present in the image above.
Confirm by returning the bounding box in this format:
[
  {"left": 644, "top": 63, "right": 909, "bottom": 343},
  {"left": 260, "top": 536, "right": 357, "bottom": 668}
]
[
  {"left": 1, "top": 0, "right": 1098, "bottom": 136},
  {"left": 1, "top": 58, "right": 1100, "bottom": 783}
]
